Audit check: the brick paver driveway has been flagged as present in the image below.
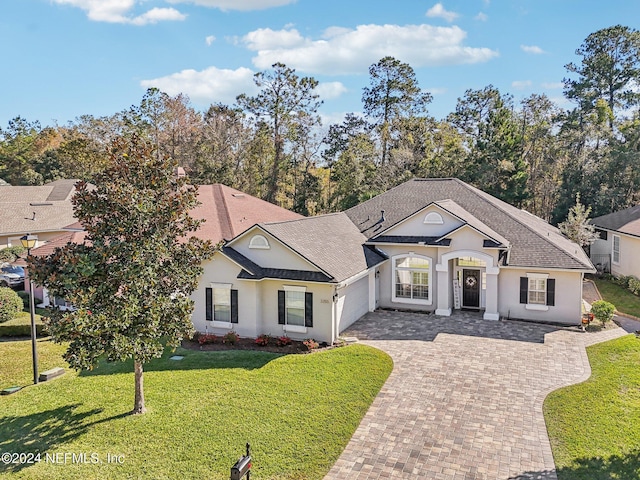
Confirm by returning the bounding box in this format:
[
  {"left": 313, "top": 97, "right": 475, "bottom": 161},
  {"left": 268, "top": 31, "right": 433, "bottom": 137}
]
[{"left": 325, "top": 310, "right": 626, "bottom": 480}]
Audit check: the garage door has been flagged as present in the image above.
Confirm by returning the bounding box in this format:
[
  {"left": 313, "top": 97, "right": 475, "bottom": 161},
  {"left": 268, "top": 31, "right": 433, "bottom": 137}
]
[{"left": 339, "top": 275, "right": 370, "bottom": 332}]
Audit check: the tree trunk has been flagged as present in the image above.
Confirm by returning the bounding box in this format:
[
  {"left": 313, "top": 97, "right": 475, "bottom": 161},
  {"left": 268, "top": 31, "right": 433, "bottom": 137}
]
[{"left": 132, "top": 359, "right": 147, "bottom": 414}]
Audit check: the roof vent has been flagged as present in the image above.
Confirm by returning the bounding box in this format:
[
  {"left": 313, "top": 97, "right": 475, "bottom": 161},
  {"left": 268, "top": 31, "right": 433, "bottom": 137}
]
[
  {"left": 31, "top": 212, "right": 36, "bottom": 221},
  {"left": 380, "top": 210, "right": 385, "bottom": 223},
  {"left": 232, "top": 193, "right": 245, "bottom": 198}
]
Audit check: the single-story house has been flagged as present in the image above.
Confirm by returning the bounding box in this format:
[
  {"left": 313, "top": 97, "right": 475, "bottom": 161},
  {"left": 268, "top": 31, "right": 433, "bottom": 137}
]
[
  {"left": 590, "top": 205, "right": 640, "bottom": 277},
  {"left": 192, "top": 178, "right": 595, "bottom": 344},
  {"left": 23, "top": 183, "right": 302, "bottom": 308},
  {"left": 0, "top": 179, "right": 79, "bottom": 249}
]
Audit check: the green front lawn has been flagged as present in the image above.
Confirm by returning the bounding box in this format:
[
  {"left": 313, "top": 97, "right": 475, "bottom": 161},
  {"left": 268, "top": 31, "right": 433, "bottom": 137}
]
[
  {"left": 0, "top": 312, "right": 46, "bottom": 337},
  {"left": 544, "top": 334, "right": 640, "bottom": 479},
  {"left": 0, "top": 340, "right": 392, "bottom": 480},
  {"left": 593, "top": 277, "right": 640, "bottom": 318}
]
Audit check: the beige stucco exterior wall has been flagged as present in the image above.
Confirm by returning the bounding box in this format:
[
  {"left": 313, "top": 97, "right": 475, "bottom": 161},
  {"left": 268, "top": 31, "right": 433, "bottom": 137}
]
[
  {"left": 192, "top": 252, "right": 335, "bottom": 343},
  {"left": 591, "top": 231, "right": 640, "bottom": 277},
  {"left": 0, "top": 231, "right": 66, "bottom": 249},
  {"left": 498, "top": 268, "right": 583, "bottom": 325},
  {"left": 382, "top": 205, "right": 463, "bottom": 237},
  {"left": 230, "top": 227, "right": 320, "bottom": 272}
]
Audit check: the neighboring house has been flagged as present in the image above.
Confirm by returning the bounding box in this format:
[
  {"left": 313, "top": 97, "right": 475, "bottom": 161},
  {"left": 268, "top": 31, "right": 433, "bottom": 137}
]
[
  {"left": 0, "top": 179, "right": 78, "bottom": 249},
  {"left": 23, "top": 184, "right": 302, "bottom": 308},
  {"left": 590, "top": 205, "right": 640, "bottom": 277},
  {"left": 192, "top": 178, "right": 595, "bottom": 344}
]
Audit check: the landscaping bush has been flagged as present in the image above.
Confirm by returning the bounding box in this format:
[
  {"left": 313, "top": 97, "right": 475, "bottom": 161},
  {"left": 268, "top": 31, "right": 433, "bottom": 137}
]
[
  {"left": 277, "top": 336, "right": 292, "bottom": 347},
  {"left": 255, "top": 334, "right": 271, "bottom": 346},
  {"left": 223, "top": 331, "right": 239, "bottom": 345},
  {"left": 591, "top": 300, "right": 616, "bottom": 326},
  {"left": 197, "top": 334, "right": 218, "bottom": 345},
  {"left": 303, "top": 338, "right": 319, "bottom": 350},
  {"left": 628, "top": 277, "right": 640, "bottom": 296},
  {"left": 0, "top": 287, "right": 23, "bottom": 323},
  {"left": 17, "top": 290, "right": 30, "bottom": 309}
]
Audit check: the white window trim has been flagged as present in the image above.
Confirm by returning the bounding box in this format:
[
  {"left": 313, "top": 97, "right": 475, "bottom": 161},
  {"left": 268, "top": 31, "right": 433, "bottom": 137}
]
[
  {"left": 391, "top": 254, "right": 433, "bottom": 306},
  {"left": 249, "top": 234, "right": 270, "bottom": 249},
  {"left": 282, "top": 285, "right": 308, "bottom": 333},
  {"left": 525, "top": 272, "right": 549, "bottom": 311},
  {"left": 423, "top": 212, "right": 444, "bottom": 224},
  {"left": 612, "top": 234, "right": 620, "bottom": 265}
]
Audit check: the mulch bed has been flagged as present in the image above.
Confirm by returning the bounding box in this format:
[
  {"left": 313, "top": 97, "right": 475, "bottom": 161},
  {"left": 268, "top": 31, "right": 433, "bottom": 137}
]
[{"left": 181, "top": 337, "right": 332, "bottom": 355}]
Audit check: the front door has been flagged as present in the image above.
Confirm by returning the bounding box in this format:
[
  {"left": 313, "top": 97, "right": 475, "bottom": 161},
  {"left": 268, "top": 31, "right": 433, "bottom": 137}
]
[{"left": 462, "top": 269, "right": 480, "bottom": 308}]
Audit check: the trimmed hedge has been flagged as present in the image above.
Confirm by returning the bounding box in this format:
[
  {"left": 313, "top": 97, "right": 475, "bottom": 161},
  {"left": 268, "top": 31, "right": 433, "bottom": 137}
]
[
  {"left": 0, "top": 288, "right": 23, "bottom": 323},
  {"left": 0, "top": 322, "right": 48, "bottom": 337}
]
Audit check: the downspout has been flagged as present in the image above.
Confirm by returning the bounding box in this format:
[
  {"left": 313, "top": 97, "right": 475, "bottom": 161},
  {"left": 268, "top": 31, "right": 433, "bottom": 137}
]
[{"left": 331, "top": 286, "right": 338, "bottom": 345}]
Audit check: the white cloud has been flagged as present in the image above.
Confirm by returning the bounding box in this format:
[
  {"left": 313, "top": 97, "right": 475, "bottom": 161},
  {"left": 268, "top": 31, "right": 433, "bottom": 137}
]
[
  {"left": 521, "top": 44, "right": 545, "bottom": 54},
  {"left": 140, "top": 66, "right": 257, "bottom": 105},
  {"left": 53, "top": 0, "right": 186, "bottom": 25},
  {"left": 541, "top": 82, "right": 564, "bottom": 89},
  {"left": 428, "top": 87, "right": 447, "bottom": 95},
  {"left": 425, "top": 3, "right": 459, "bottom": 23},
  {"left": 475, "top": 12, "right": 488, "bottom": 21},
  {"left": 166, "top": 0, "right": 295, "bottom": 11},
  {"left": 512, "top": 80, "right": 532, "bottom": 90},
  {"left": 241, "top": 24, "right": 498, "bottom": 75},
  {"left": 316, "top": 82, "right": 347, "bottom": 100},
  {"left": 205, "top": 35, "right": 216, "bottom": 46}
]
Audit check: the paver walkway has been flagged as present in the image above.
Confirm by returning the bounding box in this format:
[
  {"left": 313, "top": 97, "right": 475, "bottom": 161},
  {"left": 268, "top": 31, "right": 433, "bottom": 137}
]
[{"left": 325, "top": 311, "right": 627, "bottom": 480}]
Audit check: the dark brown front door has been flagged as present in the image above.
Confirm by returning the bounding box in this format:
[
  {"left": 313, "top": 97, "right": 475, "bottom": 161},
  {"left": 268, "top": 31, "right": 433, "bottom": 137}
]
[{"left": 462, "top": 269, "right": 480, "bottom": 308}]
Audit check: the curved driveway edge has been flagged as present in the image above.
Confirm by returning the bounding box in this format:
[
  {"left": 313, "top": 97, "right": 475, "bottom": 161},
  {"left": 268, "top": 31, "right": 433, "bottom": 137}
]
[{"left": 325, "top": 311, "right": 627, "bottom": 480}]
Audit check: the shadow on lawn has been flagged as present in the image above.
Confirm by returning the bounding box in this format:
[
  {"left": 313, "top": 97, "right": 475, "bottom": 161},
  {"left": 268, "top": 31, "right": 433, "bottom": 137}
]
[
  {"left": 0, "top": 403, "right": 128, "bottom": 473},
  {"left": 508, "top": 449, "right": 640, "bottom": 480},
  {"left": 80, "top": 348, "right": 281, "bottom": 377}
]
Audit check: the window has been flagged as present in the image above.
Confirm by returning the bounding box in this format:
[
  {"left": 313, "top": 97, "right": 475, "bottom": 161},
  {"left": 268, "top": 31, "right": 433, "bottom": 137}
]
[
  {"left": 612, "top": 235, "right": 620, "bottom": 264},
  {"left": 278, "top": 287, "right": 313, "bottom": 330},
  {"left": 392, "top": 255, "right": 432, "bottom": 304},
  {"left": 424, "top": 212, "right": 444, "bottom": 224},
  {"left": 249, "top": 234, "right": 270, "bottom": 249},
  {"left": 205, "top": 284, "right": 238, "bottom": 324},
  {"left": 528, "top": 278, "right": 546, "bottom": 305},
  {"left": 520, "top": 274, "right": 555, "bottom": 310},
  {"left": 457, "top": 257, "right": 486, "bottom": 267}
]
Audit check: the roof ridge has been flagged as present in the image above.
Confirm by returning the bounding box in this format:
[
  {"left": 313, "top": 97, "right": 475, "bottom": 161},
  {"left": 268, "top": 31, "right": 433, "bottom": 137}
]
[
  {"left": 212, "top": 184, "right": 234, "bottom": 240},
  {"left": 459, "top": 180, "right": 591, "bottom": 268},
  {"left": 262, "top": 211, "right": 344, "bottom": 226}
]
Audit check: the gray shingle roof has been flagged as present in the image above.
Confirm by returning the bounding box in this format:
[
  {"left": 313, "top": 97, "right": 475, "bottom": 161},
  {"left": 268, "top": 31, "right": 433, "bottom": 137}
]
[
  {"left": 0, "top": 180, "right": 78, "bottom": 236},
  {"left": 591, "top": 205, "right": 640, "bottom": 237},
  {"left": 345, "top": 178, "right": 593, "bottom": 270},
  {"left": 259, "top": 213, "right": 387, "bottom": 282}
]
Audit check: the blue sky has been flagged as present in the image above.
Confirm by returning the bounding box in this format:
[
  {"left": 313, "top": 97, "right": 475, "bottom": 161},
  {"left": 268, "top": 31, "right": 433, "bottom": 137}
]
[{"left": 1, "top": 0, "right": 638, "bottom": 128}]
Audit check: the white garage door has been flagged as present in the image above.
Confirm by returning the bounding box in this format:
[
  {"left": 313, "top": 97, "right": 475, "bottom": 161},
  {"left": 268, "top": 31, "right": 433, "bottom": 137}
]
[{"left": 339, "top": 275, "right": 370, "bottom": 332}]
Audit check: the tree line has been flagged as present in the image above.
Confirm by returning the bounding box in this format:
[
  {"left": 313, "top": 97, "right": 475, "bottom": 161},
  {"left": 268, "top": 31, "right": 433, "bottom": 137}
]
[{"left": 1, "top": 25, "right": 639, "bottom": 224}]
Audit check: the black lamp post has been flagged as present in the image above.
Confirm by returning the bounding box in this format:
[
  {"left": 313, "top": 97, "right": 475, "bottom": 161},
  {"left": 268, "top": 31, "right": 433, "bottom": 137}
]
[{"left": 20, "top": 233, "right": 38, "bottom": 385}]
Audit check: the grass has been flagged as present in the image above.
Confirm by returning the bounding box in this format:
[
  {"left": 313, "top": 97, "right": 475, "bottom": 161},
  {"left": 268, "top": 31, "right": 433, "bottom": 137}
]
[
  {"left": 0, "top": 312, "right": 46, "bottom": 337},
  {"left": 0, "top": 340, "right": 392, "bottom": 480},
  {"left": 0, "top": 338, "right": 67, "bottom": 388},
  {"left": 544, "top": 334, "right": 640, "bottom": 479},
  {"left": 593, "top": 277, "right": 640, "bottom": 318}
]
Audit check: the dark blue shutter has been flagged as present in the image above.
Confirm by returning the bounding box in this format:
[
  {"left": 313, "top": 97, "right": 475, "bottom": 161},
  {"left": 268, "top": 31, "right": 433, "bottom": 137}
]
[
  {"left": 546, "top": 279, "right": 555, "bottom": 306},
  {"left": 205, "top": 287, "right": 213, "bottom": 321},
  {"left": 304, "top": 292, "right": 313, "bottom": 327},
  {"left": 231, "top": 289, "right": 238, "bottom": 323},
  {"left": 278, "top": 290, "right": 285, "bottom": 324},
  {"left": 519, "top": 277, "right": 528, "bottom": 304}
]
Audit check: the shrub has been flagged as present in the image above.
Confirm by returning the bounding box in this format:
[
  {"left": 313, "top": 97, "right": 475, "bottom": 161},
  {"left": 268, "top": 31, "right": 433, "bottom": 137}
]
[
  {"left": 197, "top": 334, "right": 218, "bottom": 345},
  {"left": 0, "top": 287, "right": 23, "bottom": 323},
  {"left": 255, "top": 334, "right": 271, "bottom": 346},
  {"left": 276, "top": 336, "right": 292, "bottom": 347},
  {"left": 223, "top": 331, "right": 239, "bottom": 345},
  {"left": 613, "top": 275, "right": 633, "bottom": 288},
  {"left": 303, "top": 338, "right": 319, "bottom": 350},
  {"left": 591, "top": 300, "right": 616, "bottom": 326},
  {"left": 628, "top": 277, "right": 640, "bottom": 296},
  {"left": 17, "top": 291, "right": 30, "bottom": 309}
]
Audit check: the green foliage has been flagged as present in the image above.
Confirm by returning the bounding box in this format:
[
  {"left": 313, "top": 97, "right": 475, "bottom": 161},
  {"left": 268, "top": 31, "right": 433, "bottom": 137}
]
[
  {"left": 0, "top": 245, "right": 26, "bottom": 264},
  {"left": 595, "top": 277, "right": 640, "bottom": 318},
  {"left": 222, "top": 330, "right": 239, "bottom": 345},
  {"left": 590, "top": 300, "right": 616, "bottom": 326},
  {"left": 628, "top": 277, "right": 640, "bottom": 296},
  {"left": 0, "top": 287, "right": 23, "bottom": 323},
  {"left": 27, "top": 134, "right": 215, "bottom": 411},
  {"left": 558, "top": 193, "right": 600, "bottom": 246}
]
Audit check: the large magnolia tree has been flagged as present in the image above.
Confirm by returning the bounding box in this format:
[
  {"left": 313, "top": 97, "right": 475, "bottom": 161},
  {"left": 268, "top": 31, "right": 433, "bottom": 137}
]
[{"left": 29, "top": 135, "right": 215, "bottom": 414}]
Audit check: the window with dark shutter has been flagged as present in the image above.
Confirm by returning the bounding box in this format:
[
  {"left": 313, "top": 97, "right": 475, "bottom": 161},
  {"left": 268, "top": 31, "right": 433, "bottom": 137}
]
[
  {"left": 546, "top": 279, "right": 555, "bottom": 306},
  {"left": 205, "top": 287, "right": 213, "bottom": 321},
  {"left": 231, "top": 289, "right": 238, "bottom": 323},
  {"left": 519, "top": 277, "right": 528, "bottom": 304},
  {"left": 304, "top": 292, "right": 313, "bottom": 327},
  {"left": 277, "top": 290, "right": 285, "bottom": 324}
]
